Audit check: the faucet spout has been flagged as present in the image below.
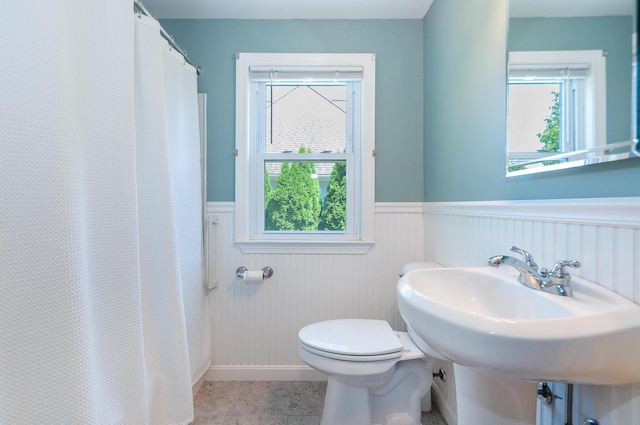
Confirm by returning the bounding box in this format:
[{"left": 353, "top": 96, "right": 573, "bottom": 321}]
[
  {"left": 487, "top": 255, "right": 546, "bottom": 291},
  {"left": 487, "top": 248, "right": 579, "bottom": 297},
  {"left": 487, "top": 254, "right": 523, "bottom": 269}
]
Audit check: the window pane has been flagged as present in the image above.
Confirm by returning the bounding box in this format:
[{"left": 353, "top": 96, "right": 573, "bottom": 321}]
[
  {"left": 508, "top": 83, "right": 561, "bottom": 153},
  {"left": 265, "top": 160, "right": 346, "bottom": 232},
  {"left": 265, "top": 84, "right": 347, "bottom": 154}
]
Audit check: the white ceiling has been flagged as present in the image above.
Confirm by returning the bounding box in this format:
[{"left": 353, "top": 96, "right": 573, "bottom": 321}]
[
  {"left": 140, "top": 0, "right": 633, "bottom": 20},
  {"left": 140, "top": 0, "right": 434, "bottom": 19}
]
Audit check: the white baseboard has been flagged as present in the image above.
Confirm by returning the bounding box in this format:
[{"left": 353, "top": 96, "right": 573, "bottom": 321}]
[
  {"left": 205, "top": 365, "right": 328, "bottom": 382},
  {"left": 192, "top": 373, "right": 206, "bottom": 398},
  {"left": 432, "top": 382, "right": 458, "bottom": 425},
  {"left": 192, "top": 360, "right": 211, "bottom": 397}
]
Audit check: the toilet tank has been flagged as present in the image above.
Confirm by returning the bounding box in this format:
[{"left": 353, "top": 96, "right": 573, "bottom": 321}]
[{"left": 401, "top": 262, "right": 443, "bottom": 276}]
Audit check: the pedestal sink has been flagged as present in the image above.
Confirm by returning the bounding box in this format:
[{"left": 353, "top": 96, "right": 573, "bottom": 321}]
[{"left": 397, "top": 266, "right": 640, "bottom": 424}]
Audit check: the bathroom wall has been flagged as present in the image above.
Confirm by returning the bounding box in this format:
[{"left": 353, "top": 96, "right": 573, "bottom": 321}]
[
  {"left": 423, "top": 0, "right": 640, "bottom": 202},
  {"left": 160, "top": 18, "right": 425, "bottom": 203},
  {"left": 162, "top": 19, "right": 431, "bottom": 382},
  {"left": 204, "top": 202, "right": 425, "bottom": 380},
  {"left": 164, "top": 3, "right": 640, "bottom": 423},
  {"left": 423, "top": 2, "right": 640, "bottom": 423}
]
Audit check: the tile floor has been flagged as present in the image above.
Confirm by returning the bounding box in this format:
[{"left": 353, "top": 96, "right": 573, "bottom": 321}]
[{"left": 193, "top": 381, "right": 447, "bottom": 425}]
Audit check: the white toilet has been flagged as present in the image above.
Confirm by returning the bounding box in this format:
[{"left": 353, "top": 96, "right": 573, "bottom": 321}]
[
  {"left": 297, "top": 262, "right": 442, "bottom": 425},
  {"left": 298, "top": 319, "right": 432, "bottom": 425}
]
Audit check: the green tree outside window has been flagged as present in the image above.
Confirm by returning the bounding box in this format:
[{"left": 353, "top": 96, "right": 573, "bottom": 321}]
[
  {"left": 538, "top": 90, "right": 560, "bottom": 153},
  {"left": 265, "top": 147, "right": 322, "bottom": 231},
  {"left": 319, "top": 161, "right": 346, "bottom": 231}
]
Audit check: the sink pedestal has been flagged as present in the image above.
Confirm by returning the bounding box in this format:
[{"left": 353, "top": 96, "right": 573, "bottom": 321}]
[{"left": 455, "top": 365, "right": 536, "bottom": 425}]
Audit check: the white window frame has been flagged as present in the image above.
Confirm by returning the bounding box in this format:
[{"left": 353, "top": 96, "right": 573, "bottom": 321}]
[
  {"left": 235, "top": 53, "right": 376, "bottom": 254},
  {"left": 508, "top": 50, "right": 607, "bottom": 152}
]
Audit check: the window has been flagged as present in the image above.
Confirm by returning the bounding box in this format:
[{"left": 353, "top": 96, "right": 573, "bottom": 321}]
[
  {"left": 507, "top": 50, "right": 606, "bottom": 171},
  {"left": 235, "top": 53, "right": 375, "bottom": 253}
]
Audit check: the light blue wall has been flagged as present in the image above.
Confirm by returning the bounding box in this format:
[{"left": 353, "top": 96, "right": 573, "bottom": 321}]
[
  {"left": 161, "top": 19, "right": 424, "bottom": 202},
  {"left": 423, "top": 0, "right": 510, "bottom": 200},
  {"left": 509, "top": 16, "right": 632, "bottom": 147},
  {"left": 164, "top": 4, "right": 640, "bottom": 203},
  {"left": 423, "top": 0, "right": 640, "bottom": 201}
]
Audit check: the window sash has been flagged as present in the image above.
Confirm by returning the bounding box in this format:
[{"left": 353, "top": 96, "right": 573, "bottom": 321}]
[
  {"left": 251, "top": 79, "right": 360, "bottom": 237},
  {"left": 256, "top": 155, "right": 355, "bottom": 238},
  {"left": 508, "top": 78, "right": 586, "bottom": 153},
  {"left": 508, "top": 50, "right": 606, "bottom": 153},
  {"left": 253, "top": 81, "right": 359, "bottom": 154}
]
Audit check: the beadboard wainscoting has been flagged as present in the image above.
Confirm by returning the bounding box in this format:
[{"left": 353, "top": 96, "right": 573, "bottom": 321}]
[
  {"left": 204, "top": 202, "right": 425, "bottom": 381},
  {"left": 423, "top": 198, "right": 640, "bottom": 425}
]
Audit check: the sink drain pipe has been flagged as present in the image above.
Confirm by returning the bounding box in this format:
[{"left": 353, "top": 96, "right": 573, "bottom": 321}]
[
  {"left": 565, "top": 384, "right": 600, "bottom": 425},
  {"left": 565, "top": 383, "right": 573, "bottom": 425},
  {"left": 538, "top": 382, "right": 598, "bottom": 425}
]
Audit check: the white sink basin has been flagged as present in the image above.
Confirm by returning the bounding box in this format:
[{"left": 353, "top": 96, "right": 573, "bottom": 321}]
[{"left": 397, "top": 267, "right": 640, "bottom": 385}]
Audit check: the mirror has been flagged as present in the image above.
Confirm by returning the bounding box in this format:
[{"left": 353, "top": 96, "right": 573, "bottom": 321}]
[{"left": 506, "top": 0, "right": 638, "bottom": 176}]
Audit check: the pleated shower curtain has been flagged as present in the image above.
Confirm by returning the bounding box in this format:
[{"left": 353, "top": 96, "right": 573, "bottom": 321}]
[
  {"left": 160, "top": 25, "right": 213, "bottom": 386},
  {"left": 134, "top": 13, "right": 196, "bottom": 425},
  {"left": 1, "top": 1, "right": 205, "bottom": 423},
  {"left": 136, "top": 12, "right": 212, "bottom": 396}
]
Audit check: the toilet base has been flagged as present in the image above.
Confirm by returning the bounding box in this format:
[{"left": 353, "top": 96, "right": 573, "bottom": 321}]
[
  {"left": 321, "top": 379, "right": 372, "bottom": 425},
  {"left": 320, "top": 358, "right": 432, "bottom": 425}
]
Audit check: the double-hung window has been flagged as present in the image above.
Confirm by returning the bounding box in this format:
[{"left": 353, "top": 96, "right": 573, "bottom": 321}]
[
  {"left": 507, "top": 50, "right": 606, "bottom": 171},
  {"left": 235, "top": 53, "right": 375, "bottom": 253}
]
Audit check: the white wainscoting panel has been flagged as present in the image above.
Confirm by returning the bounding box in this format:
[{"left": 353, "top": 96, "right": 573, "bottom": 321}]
[
  {"left": 423, "top": 198, "right": 640, "bottom": 425},
  {"left": 205, "top": 202, "right": 425, "bottom": 381}
]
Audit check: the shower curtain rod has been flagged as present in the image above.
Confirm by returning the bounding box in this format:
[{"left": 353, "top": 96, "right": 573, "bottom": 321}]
[{"left": 134, "top": 0, "right": 204, "bottom": 75}]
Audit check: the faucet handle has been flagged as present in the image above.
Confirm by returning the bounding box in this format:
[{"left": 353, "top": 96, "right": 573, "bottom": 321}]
[
  {"left": 549, "top": 260, "right": 581, "bottom": 277},
  {"left": 510, "top": 246, "right": 539, "bottom": 271}
]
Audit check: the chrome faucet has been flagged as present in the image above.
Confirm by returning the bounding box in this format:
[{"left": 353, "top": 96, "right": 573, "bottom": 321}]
[{"left": 487, "top": 246, "right": 580, "bottom": 297}]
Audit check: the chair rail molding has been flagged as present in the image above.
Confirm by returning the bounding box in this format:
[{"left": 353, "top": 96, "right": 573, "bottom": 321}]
[{"left": 423, "top": 197, "right": 640, "bottom": 228}]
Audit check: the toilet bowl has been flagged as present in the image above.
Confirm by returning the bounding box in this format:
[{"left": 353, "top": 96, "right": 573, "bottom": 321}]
[{"left": 298, "top": 319, "right": 433, "bottom": 425}]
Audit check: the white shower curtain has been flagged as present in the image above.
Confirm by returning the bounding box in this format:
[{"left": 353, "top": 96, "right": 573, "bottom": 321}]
[
  {"left": 161, "top": 29, "right": 213, "bottom": 385},
  {"left": 1, "top": 1, "right": 205, "bottom": 423},
  {"left": 134, "top": 14, "right": 195, "bottom": 425}
]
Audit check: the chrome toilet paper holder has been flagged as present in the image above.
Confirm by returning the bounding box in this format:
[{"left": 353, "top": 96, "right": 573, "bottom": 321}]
[{"left": 236, "top": 266, "right": 274, "bottom": 279}]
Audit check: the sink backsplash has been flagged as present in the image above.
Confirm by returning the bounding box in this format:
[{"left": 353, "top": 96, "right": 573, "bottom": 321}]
[{"left": 423, "top": 197, "right": 640, "bottom": 425}]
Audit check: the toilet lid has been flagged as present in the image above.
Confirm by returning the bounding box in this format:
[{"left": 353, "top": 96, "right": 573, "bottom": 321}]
[{"left": 298, "top": 319, "right": 403, "bottom": 357}]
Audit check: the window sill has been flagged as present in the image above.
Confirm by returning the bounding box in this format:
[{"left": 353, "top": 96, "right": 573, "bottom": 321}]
[{"left": 235, "top": 239, "right": 374, "bottom": 254}]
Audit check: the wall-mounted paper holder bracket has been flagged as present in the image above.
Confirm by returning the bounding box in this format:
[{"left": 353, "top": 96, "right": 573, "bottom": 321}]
[{"left": 236, "top": 266, "right": 274, "bottom": 279}]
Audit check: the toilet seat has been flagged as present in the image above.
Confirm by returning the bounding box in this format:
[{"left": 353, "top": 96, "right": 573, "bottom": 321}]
[
  {"left": 299, "top": 342, "right": 403, "bottom": 362},
  {"left": 298, "top": 319, "right": 403, "bottom": 362}
]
